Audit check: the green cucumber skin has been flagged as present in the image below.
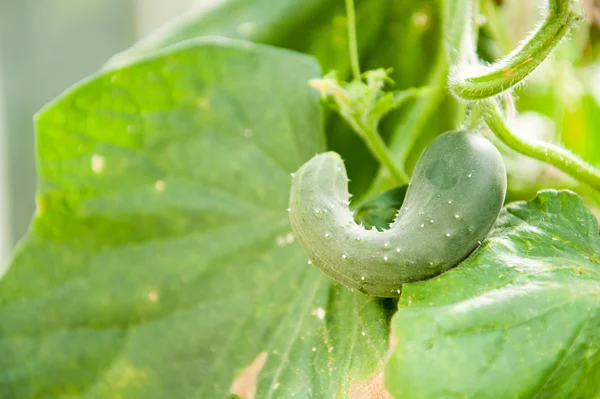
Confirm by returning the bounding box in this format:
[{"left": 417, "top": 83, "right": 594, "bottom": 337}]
[{"left": 289, "top": 131, "right": 507, "bottom": 297}]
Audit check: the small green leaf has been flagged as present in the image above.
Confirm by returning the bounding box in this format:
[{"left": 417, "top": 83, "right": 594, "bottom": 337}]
[{"left": 386, "top": 189, "right": 600, "bottom": 399}]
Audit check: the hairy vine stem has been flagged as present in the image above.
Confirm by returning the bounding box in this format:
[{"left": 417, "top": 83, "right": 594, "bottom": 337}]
[
  {"left": 482, "top": 100, "right": 600, "bottom": 192},
  {"left": 450, "top": 0, "right": 580, "bottom": 100},
  {"left": 448, "top": 0, "right": 600, "bottom": 193}
]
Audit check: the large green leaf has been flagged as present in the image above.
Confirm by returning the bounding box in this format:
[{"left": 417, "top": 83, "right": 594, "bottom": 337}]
[
  {"left": 107, "top": 0, "right": 394, "bottom": 200},
  {"left": 0, "top": 38, "right": 390, "bottom": 398},
  {"left": 107, "top": 0, "right": 455, "bottom": 201},
  {"left": 386, "top": 190, "right": 600, "bottom": 399}
]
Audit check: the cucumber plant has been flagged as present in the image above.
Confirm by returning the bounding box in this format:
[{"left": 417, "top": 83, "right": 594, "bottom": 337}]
[
  {"left": 289, "top": 0, "right": 600, "bottom": 299},
  {"left": 1, "top": 0, "right": 600, "bottom": 398}
]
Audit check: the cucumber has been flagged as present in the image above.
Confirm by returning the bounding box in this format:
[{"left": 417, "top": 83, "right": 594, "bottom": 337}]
[{"left": 289, "top": 131, "right": 507, "bottom": 297}]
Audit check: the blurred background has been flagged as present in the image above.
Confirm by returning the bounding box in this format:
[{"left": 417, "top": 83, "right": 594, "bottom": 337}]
[
  {"left": 0, "top": 0, "right": 197, "bottom": 263},
  {"left": 0, "top": 0, "right": 599, "bottom": 267}
]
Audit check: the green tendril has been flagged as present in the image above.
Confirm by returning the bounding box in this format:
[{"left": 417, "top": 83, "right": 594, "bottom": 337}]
[
  {"left": 450, "top": 0, "right": 579, "bottom": 100},
  {"left": 482, "top": 100, "right": 600, "bottom": 192}
]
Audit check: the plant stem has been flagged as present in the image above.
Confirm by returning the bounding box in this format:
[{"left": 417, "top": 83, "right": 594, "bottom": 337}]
[
  {"left": 343, "top": 114, "right": 409, "bottom": 184},
  {"left": 482, "top": 100, "right": 600, "bottom": 192},
  {"left": 481, "top": 0, "right": 513, "bottom": 55},
  {"left": 362, "top": 123, "right": 410, "bottom": 184},
  {"left": 362, "top": 31, "right": 450, "bottom": 202},
  {"left": 450, "top": 0, "right": 579, "bottom": 100},
  {"left": 344, "top": 0, "right": 361, "bottom": 80},
  {"left": 464, "top": 104, "right": 483, "bottom": 130}
]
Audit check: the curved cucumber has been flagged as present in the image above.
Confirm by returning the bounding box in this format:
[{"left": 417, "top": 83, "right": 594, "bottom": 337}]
[{"left": 289, "top": 131, "right": 507, "bottom": 297}]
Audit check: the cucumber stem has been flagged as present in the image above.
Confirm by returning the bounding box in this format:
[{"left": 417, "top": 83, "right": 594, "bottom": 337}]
[
  {"left": 351, "top": 118, "right": 410, "bottom": 185},
  {"left": 482, "top": 100, "right": 600, "bottom": 192}
]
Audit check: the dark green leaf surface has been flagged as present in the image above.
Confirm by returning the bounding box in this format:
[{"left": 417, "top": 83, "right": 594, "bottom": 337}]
[
  {"left": 386, "top": 190, "right": 600, "bottom": 399},
  {"left": 0, "top": 39, "right": 390, "bottom": 399}
]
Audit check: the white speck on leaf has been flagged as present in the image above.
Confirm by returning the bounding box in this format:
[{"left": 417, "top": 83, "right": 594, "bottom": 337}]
[
  {"left": 148, "top": 291, "right": 159, "bottom": 302},
  {"left": 243, "top": 129, "right": 254, "bottom": 138},
  {"left": 312, "top": 307, "right": 326, "bottom": 320},
  {"left": 412, "top": 11, "right": 429, "bottom": 28},
  {"left": 285, "top": 233, "right": 294, "bottom": 244},
  {"left": 91, "top": 155, "right": 104, "bottom": 174},
  {"left": 154, "top": 180, "right": 166, "bottom": 192},
  {"left": 275, "top": 236, "right": 287, "bottom": 246}
]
